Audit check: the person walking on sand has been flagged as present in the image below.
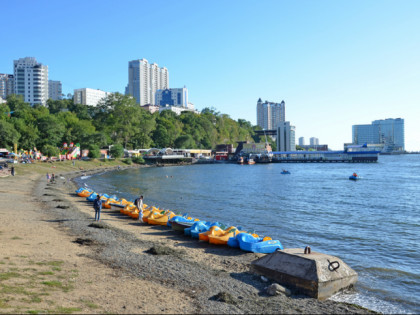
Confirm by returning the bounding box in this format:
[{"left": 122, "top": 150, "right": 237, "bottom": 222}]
[
  {"left": 135, "top": 195, "right": 144, "bottom": 223},
  {"left": 11, "top": 166, "right": 15, "bottom": 176},
  {"left": 93, "top": 194, "right": 102, "bottom": 221},
  {"left": 46, "top": 173, "right": 50, "bottom": 182}
]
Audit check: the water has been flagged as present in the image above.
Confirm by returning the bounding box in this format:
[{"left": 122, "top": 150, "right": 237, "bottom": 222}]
[{"left": 76, "top": 155, "right": 420, "bottom": 314}]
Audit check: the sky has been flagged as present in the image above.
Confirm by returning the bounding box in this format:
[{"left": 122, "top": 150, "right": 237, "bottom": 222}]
[{"left": 1, "top": 0, "right": 419, "bottom": 151}]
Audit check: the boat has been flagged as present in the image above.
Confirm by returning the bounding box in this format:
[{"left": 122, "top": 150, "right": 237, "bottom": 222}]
[
  {"left": 172, "top": 220, "right": 196, "bottom": 232},
  {"left": 186, "top": 221, "right": 220, "bottom": 238},
  {"left": 208, "top": 226, "right": 240, "bottom": 245},
  {"left": 349, "top": 173, "right": 359, "bottom": 180},
  {"left": 247, "top": 158, "right": 256, "bottom": 165},
  {"left": 236, "top": 233, "right": 283, "bottom": 253},
  {"left": 281, "top": 170, "right": 290, "bottom": 174},
  {"left": 147, "top": 210, "right": 176, "bottom": 225},
  {"left": 77, "top": 189, "right": 94, "bottom": 197},
  {"left": 199, "top": 225, "right": 224, "bottom": 242},
  {"left": 227, "top": 231, "right": 259, "bottom": 248}
]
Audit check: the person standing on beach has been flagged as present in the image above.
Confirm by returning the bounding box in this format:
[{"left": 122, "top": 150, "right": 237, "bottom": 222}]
[
  {"left": 93, "top": 194, "right": 102, "bottom": 221},
  {"left": 11, "top": 166, "right": 15, "bottom": 176},
  {"left": 46, "top": 173, "right": 50, "bottom": 182},
  {"left": 135, "top": 195, "right": 144, "bottom": 223}
]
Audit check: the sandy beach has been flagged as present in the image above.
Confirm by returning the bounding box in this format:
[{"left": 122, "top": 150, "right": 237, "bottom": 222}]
[{"left": 0, "top": 162, "right": 374, "bottom": 314}]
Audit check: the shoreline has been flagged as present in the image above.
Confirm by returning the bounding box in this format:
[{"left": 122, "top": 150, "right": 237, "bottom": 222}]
[{"left": 0, "top": 163, "right": 375, "bottom": 314}]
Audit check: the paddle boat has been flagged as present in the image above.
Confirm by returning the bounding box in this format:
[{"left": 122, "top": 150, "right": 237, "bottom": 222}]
[
  {"left": 236, "top": 233, "right": 283, "bottom": 253},
  {"left": 208, "top": 226, "right": 241, "bottom": 245},
  {"left": 147, "top": 210, "right": 176, "bottom": 225},
  {"left": 281, "top": 170, "right": 291, "bottom": 175},
  {"left": 77, "top": 188, "right": 94, "bottom": 197},
  {"left": 199, "top": 225, "right": 224, "bottom": 242},
  {"left": 185, "top": 221, "right": 219, "bottom": 238},
  {"left": 227, "top": 231, "right": 259, "bottom": 248}
]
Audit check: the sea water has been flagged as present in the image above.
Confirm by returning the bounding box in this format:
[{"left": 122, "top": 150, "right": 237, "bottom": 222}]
[{"left": 76, "top": 155, "right": 420, "bottom": 314}]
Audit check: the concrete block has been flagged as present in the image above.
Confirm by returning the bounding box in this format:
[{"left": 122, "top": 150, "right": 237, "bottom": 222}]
[{"left": 251, "top": 248, "right": 358, "bottom": 300}]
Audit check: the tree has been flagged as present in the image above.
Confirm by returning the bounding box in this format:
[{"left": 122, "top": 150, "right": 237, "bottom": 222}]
[
  {"left": 110, "top": 144, "right": 124, "bottom": 158},
  {"left": 36, "top": 115, "right": 65, "bottom": 147},
  {"left": 0, "top": 120, "right": 20, "bottom": 148},
  {"left": 42, "top": 144, "right": 59, "bottom": 157},
  {"left": 174, "top": 135, "right": 195, "bottom": 148},
  {"left": 88, "top": 144, "right": 101, "bottom": 158}
]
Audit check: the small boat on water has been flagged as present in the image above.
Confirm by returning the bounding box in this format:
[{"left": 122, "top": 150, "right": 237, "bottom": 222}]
[
  {"left": 281, "top": 170, "right": 290, "bottom": 174},
  {"left": 349, "top": 173, "right": 359, "bottom": 180},
  {"left": 247, "top": 158, "right": 256, "bottom": 165}
]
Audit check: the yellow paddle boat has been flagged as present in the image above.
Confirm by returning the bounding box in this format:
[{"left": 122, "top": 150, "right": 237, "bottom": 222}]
[
  {"left": 199, "top": 225, "right": 224, "bottom": 242},
  {"left": 148, "top": 210, "right": 176, "bottom": 225}
]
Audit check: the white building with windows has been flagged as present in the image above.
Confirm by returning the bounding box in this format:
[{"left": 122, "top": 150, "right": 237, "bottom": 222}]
[
  {"left": 155, "top": 87, "right": 188, "bottom": 107},
  {"left": 73, "top": 88, "right": 111, "bottom": 107},
  {"left": 0, "top": 74, "right": 14, "bottom": 99},
  {"left": 298, "top": 137, "right": 305, "bottom": 146},
  {"left": 159, "top": 105, "right": 199, "bottom": 116},
  {"left": 310, "top": 137, "right": 319, "bottom": 146},
  {"left": 13, "top": 57, "right": 48, "bottom": 106},
  {"left": 277, "top": 121, "right": 296, "bottom": 151},
  {"left": 127, "top": 59, "right": 169, "bottom": 105},
  {"left": 257, "top": 98, "right": 285, "bottom": 130},
  {"left": 48, "top": 80, "right": 62, "bottom": 100}
]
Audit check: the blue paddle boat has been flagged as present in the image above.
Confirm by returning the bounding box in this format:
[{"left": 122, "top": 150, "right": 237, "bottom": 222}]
[
  {"left": 187, "top": 221, "right": 221, "bottom": 238},
  {"left": 236, "top": 233, "right": 283, "bottom": 253},
  {"left": 281, "top": 170, "right": 291, "bottom": 174}
]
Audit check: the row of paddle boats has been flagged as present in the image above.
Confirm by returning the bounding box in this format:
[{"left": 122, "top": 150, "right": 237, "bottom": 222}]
[{"left": 76, "top": 187, "right": 284, "bottom": 254}]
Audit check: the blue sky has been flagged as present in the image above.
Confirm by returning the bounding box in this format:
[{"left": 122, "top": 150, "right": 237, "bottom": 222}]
[{"left": 1, "top": 0, "right": 419, "bottom": 150}]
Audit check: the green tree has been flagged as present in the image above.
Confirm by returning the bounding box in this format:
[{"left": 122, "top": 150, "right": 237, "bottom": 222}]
[
  {"left": 42, "top": 144, "right": 59, "bottom": 157},
  {"left": 0, "top": 120, "right": 20, "bottom": 148},
  {"left": 174, "top": 135, "right": 195, "bottom": 148},
  {"left": 88, "top": 144, "right": 101, "bottom": 158},
  {"left": 36, "top": 115, "right": 66, "bottom": 147},
  {"left": 110, "top": 144, "right": 124, "bottom": 158}
]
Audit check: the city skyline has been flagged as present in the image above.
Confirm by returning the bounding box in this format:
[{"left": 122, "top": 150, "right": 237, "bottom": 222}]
[{"left": 1, "top": 0, "right": 419, "bottom": 151}]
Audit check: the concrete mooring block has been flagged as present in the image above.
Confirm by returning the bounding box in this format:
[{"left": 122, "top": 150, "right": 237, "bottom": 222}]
[{"left": 251, "top": 248, "right": 358, "bottom": 300}]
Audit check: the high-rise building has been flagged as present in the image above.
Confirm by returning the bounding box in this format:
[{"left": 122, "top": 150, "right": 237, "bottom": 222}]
[
  {"left": 13, "top": 57, "right": 48, "bottom": 106},
  {"left": 48, "top": 80, "right": 62, "bottom": 101},
  {"left": 298, "top": 137, "right": 305, "bottom": 146},
  {"left": 309, "top": 137, "right": 319, "bottom": 146},
  {"left": 256, "top": 98, "right": 285, "bottom": 130},
  {"left": 0, "top": 74, "right": 14, "bottom": 99},
  {"left": 155, "top": 87, "right": 188, "bottom": 107},
  {"left": 73, "top": 88, "right": 111, "bottom": 107},
  {"left": 277, "top": 121, "right": 296, "bottom": 151},
  {"left": 127, "top": 59, "right": 169, "bottom": 105},
  {"left": 352, "top": 118, "right": 405, "bottom": 152}
]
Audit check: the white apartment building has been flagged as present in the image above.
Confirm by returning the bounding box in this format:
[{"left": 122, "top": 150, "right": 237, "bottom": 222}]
[
  {"left": 73, "top": 88, "right": 111, "bottom": 106},
  {"left": 298, "top": 137, "right": 305, "bottom": 146},
  {"left": 0, "top": 74, "right": 14, "bottom": 99},
  {"left": 127, "top": 59, "right": 169, "bottom": 105},
  {"left": 159, "top": 105, "right": 199, "bottom": 116},
  {"left": 48, "top": 80, "right": 62, "bottom": 100},
  {"left": 14, "top": 57, "right": 48, "bottom": 106},
  {"left": 155, "top": 87, "right": 188, "bottom": 107},
  {"left": 277, "top": 121, "right": 296, "bottom": 151},
  {"left": 257, "top": 98, "right": 286, "bottom": 130},
  {"left": 310, "top": 137, "right": 319, "bottom": 145}
]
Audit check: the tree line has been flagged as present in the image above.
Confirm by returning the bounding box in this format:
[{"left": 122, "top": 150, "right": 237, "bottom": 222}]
[{"left": 0, "top": 93, "right": 274, "bottom": 156}]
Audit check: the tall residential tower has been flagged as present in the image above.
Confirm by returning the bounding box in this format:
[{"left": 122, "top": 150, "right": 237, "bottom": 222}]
[
  {"left": 13, "top": 57, "right": 48, "bottom": 106},
  {"left": 127, "top": 59, "right": 169, "bottom": 105},
  {"left": 256, "top": 98, "right": 285, "bottom": 130}
]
